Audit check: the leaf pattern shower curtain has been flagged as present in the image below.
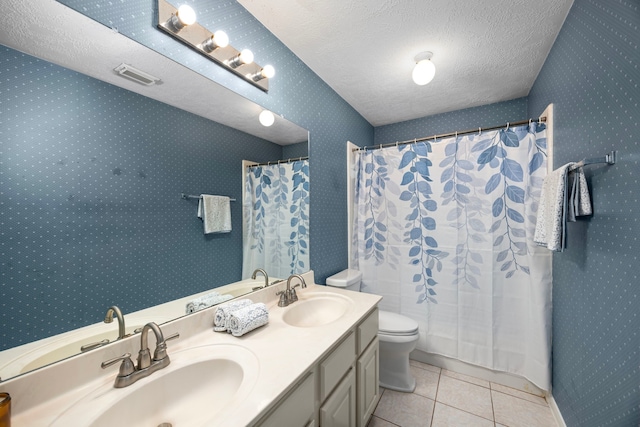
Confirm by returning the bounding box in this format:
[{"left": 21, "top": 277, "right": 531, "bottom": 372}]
[
  {"left": 243, "top": 160, "right": 310, "bottom": 280},
  {"left": 352, "top": 123, "right": 552, "bottom": 390}
]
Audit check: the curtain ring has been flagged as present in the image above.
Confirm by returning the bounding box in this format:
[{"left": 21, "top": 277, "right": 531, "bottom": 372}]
[
  {"left": 506, "top": 122, "right": 510, "bottom": 131},
  {"left": 396, "top": 141, "right": 399, "bottom": 147},
  {"left": 529, "top": 118, "right": 532, "bottom": 126},
  {"left": 478, "top": 127, "right": 481, "bottom": 136},
  {"left": 379, "top": 144, "right": 383, "bottom": 149},
  {"left": 455, "top": 131, "right": 458, "bottom": 139}
]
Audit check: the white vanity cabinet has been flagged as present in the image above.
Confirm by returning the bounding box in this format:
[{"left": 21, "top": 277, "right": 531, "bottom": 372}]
[{"left": 256, "top": 307, "right": 380, "bottom": 427}]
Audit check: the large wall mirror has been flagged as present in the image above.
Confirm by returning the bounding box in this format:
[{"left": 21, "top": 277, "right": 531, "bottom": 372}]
[{"left": 0, "top": 1, "right": 309, "bottom": 381}]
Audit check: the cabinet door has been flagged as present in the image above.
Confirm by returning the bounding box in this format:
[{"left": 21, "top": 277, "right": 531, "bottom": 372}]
[
  {"left": 320, "top": 368, "right": 356, "bottom": 427},
  {"left": 357, "top": 337, "right": 379, "bottom": 427},
  {"left": 258, "top": 372, "right": 315, "bottom": 427}
]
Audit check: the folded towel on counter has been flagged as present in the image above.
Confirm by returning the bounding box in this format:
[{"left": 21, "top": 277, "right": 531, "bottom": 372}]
[
  {"left": 213, "top": 299, "right": 254, "bottom": 332},
  {"left": 197, "top": 195, "right": 232, "bottom": 234},
  {"left": 227, "top": 303, "right": 269, "bottom": 337},
  {"left": 185, "top": 292, "right": 233, "bottom": 314},
  {"left": 567, "top": 167, "right": 592, "bottom": 222}
]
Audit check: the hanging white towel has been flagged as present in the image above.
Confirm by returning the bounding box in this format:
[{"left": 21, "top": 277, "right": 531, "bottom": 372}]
[
  {"left": 534, "top": 163, "right": 575, "bottom": 251},
  {"left": 213, "top": 299, "right": 253, "bottom": 332},
  {"left": 227, "top": 302, "right": 269, "bottom": 337},
  {"left": 185, "top": 292, "right": 233, "bottom": 314},
  {"left": 197, "top": 195, "right": 231, "bottom": 234}
]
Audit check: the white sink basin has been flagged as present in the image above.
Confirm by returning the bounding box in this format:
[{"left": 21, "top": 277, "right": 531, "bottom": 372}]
[
  {"left": 282, "top": 293, "right": 354, "bottom": 327},
  {"left": 51, "top": 344, "right": 260, "bottom": 427}
]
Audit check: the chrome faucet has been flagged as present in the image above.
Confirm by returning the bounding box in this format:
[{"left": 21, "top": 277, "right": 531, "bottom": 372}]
[
  {"left": 251, "top": 268, "right": 269, "bottom": 289},
  {"left": 277, "top": 274, "right": 307, "bottom": 307},
  {"left": 104, "top": 306, "right": 126, "bottom": 340},
  {"left": 101, "top": 322, "right": 179, "bottom": 388},
  {"left": 80, "top": 305, "right": 127, "bottom": 352}
]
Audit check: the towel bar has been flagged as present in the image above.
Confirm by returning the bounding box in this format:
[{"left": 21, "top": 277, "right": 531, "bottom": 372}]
[
  {"left": 568, "top": 150, "right": 616, "bottom": 171},
  {"left": 181, "top": 193, "right": 236, "bottom": 202}
]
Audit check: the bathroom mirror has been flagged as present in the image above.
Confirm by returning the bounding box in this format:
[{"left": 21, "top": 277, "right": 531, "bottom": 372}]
[{"left": 0, "top": 1, "right": 309, "bottom": 381}]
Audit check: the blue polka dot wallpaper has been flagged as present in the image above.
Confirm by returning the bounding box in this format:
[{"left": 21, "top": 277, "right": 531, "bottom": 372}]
[
  {"left": 0, "top": 45, "right": 285, "bottom": 349},
  {"left": 529, "top": 0, "right": 639, "bottom": 425},
  {"left": 54, "top": 0, "right": 376, "bottom": 285}
]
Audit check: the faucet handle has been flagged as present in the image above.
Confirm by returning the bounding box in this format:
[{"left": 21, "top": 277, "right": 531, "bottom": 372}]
[
  {"left": 101, "top": 353, "right": 135, "bottom": 377},
  {"left": 276, "top": 290, "right": 289, "bottom": 307},
  {"left": 153, "top": 332, "right": 180, "bottom": 361}
]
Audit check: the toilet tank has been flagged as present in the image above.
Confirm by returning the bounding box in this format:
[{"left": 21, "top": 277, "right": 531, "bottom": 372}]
[{"left": 325, "top": 269, "right": 362, "bottom": 292}]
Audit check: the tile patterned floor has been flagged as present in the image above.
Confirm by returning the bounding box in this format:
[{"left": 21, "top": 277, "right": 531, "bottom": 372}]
[{"left": 368, "top": 360, "right": 557, "bottom": 427}]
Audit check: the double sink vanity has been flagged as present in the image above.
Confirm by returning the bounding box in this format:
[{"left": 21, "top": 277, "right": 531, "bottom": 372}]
[{"left": 1, "top": 271, "right": 382, "bottom": 426}]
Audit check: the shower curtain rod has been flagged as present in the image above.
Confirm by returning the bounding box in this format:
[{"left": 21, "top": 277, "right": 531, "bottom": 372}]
[
  {"left": 353, "top": 117, "right": 547, "bottom": 152},
  {"left": 246, "top": 156, "right": 309, "bottom": 167}
]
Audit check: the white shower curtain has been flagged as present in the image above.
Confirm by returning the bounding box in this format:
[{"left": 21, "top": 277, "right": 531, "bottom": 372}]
[
  {"left": 243, "top": 160, "right": 310, "bottom": 280},
  {"left": 352, "top": 123, "right": 552, "bottom": 390}
]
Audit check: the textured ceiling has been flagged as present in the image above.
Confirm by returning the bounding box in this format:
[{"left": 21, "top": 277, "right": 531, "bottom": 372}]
[
  {"left": 0, "top": 0, "right": 308, "bottom": 145},
  {"left": 239, "top": 0, "right": 574, "bottom": 126}
]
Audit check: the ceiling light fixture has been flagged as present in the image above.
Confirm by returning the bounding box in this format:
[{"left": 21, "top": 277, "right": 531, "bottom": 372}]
[
  {"left": 168, "top": 5, "right": 196, "bottom": 32},
  {"left": 248, "top": 65, "right": 275, "bottom": 82},
  {"left": 412, "top": 51, "right": 436, "bottom": 86},
  {"left": 227, "top": 49, "right": 254, "bottom": 69},
  {"left": 259, "top": 110, "right": 275, "bottom": 127},
  {"left": 201, "top": 30, "right": 229, "bottom": 52}
]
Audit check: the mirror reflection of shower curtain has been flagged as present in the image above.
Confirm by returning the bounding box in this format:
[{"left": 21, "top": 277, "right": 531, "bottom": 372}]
[
  {"left": 351, "top": 123, "right": 553, "bottom": 391},
  {"left": 243, "top": 160, "right": 310, "bottom": 279}
]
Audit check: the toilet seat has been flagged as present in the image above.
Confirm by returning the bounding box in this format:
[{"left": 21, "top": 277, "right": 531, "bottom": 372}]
[{"left": 379, "top": 310, "right": 419, "bottom": 336}]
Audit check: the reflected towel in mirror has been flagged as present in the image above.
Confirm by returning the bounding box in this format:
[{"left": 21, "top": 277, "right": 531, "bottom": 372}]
[
  {"left": 185, "top": 292, "right": 233, "bottom": 314},
  {"left": 197, "top": 195, "right": 232, "bottom": 234}
]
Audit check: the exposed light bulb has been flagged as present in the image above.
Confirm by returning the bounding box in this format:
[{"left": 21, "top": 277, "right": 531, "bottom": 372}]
[
  {"left": 239, "top": 49, "right": 254, "bottom": 65},
  {"left": 261, "top": 65, "right": 275, "bottom": 79},
  {"left": 169, "top": 5, "right": 196, "bottom": 31},
  {"left": 202, "top": 30, "right": 229, "bottom": 52},
  {"left": 412, "top": 59, "right": 436, "bottom": 86},
  {"left": 259, "top": 110, "right": 275, "bottom": 127}
]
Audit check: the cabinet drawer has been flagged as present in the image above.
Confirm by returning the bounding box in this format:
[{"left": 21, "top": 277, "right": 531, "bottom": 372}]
[
  {"left": 357, "top": 308, "right": 378, "bottom": 355},
  {"left": 320, "top": 331, "right": 356, "bottom": 401},
  {"left": 258, "top": 371, "right": 315, "bottom": 427}
]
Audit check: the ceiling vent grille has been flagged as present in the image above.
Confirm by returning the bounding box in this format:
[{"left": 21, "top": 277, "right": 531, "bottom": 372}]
[{"left": 114, "top": 63, "right": 160, "bottom": 86}]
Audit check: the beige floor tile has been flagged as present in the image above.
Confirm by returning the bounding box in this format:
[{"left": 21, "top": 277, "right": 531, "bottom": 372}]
[
  {"left": 411, "top": 365, "right": 440, "bottom": 399},
  {"left": 490, "top": 383, "right": 547, "bottom": 406},
  {"left": 409, "top": 359, "right": 442, "bottom": 374},
  {"left": 431, "top": 402, "right": 495, "bottom": 427},
  {"left": 374, "top": 389, "right": 435, "bottom": 427},
  {"left": 436, "top": 375, "right": 493, "bottom": 421},
  {"left": 367, "top": 415, "right": 400, "bottom": 427},
  {"left": 492, "top": 390, "right": 557, "bottom": 427},
  {"left": 441, "top": 369, "right": 490, "bottom": 388}
]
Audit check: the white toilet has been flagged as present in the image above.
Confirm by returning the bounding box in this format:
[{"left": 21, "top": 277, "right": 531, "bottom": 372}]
[{"left": 326, "top": 269, "right": 419, "bottom": 392}]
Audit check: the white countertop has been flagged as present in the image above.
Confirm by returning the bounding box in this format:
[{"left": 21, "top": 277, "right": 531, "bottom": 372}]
[{"left": 1, "top": 272, "right": 381, "bottom": 426}]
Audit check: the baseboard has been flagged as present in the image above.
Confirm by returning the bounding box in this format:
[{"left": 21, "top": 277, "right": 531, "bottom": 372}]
[
  {"left": 547, "top": 394, "right": 568, "bottom": 427},
  {"left": 410, "top": 349, "right": 545, "bottom": 396}
]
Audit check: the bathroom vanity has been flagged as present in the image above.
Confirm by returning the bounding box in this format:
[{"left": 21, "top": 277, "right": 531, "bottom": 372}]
[{"left": 0, "top": 271, "right": 381, "bottom": 426}]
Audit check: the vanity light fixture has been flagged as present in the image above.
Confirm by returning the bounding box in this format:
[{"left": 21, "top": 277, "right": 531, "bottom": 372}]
[
  {"left": 156, "top": 0, "right": 272, "bottom": 92},
  {"left": 248, "top": 65, "right": 275, "bottom": 82},
  {"left": 412, "top": 51, "right": 436, "bottom": 86},
  {"left": 167, "top": 4, "right": 196, "bottom": 32},
  {"left": 201, "top": 30, "right": 229, "bottom": 53},
  {"left": 259, "top": 110, "right": 275, "bottom": 127},
  {"left": 113, "top": 63, "right": 161, "bottom": 86},
  {"left": 227, "top": 49, "right": 254, "bottom": 69}
]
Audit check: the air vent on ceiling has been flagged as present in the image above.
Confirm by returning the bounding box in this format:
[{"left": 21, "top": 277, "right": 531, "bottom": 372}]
[{"left": 114, "top": 63, "right": 160, "bottom": 86}]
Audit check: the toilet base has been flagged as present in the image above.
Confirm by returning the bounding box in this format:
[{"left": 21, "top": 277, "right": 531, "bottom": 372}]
[{"left": 378, "top": 334, "right": 418, "bottom": 393}]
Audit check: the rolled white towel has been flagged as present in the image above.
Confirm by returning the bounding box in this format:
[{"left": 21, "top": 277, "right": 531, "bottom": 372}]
[
  {"left": 228, "top": 303, "right": 269, "bottom": 337},
  {"left": 185, "top": 292, "right": 233, "bottom": 314},
  {"left": 213, "top": 299, "right": 253, "bottom": 332}
]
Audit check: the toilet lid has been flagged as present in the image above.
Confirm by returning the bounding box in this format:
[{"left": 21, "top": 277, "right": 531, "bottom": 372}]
[{"left": 378, "top": 310, "right": 419, "bottom": 336}]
